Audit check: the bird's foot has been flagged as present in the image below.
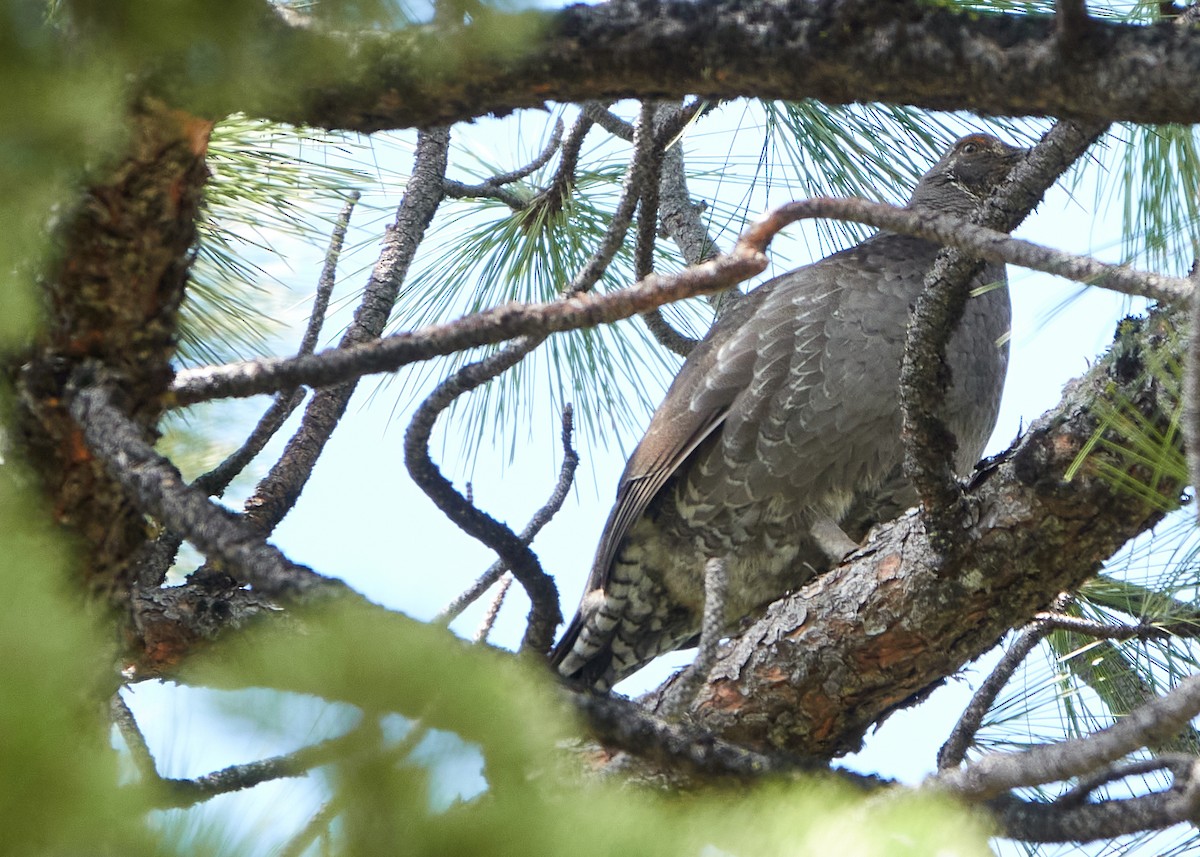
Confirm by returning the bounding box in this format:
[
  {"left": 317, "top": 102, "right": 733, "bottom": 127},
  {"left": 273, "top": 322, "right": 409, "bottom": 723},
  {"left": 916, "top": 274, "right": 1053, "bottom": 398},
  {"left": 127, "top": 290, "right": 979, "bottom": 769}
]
[{"left": 808, "top": 515, "right": 861, "bottom": 564}]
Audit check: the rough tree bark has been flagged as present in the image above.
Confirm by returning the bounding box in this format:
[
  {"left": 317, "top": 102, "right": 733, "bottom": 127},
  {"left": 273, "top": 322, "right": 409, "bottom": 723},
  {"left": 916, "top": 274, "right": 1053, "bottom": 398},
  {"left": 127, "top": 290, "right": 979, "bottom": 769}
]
[{"left": 12, "top": 99, "right": 212, "bottom": 603}]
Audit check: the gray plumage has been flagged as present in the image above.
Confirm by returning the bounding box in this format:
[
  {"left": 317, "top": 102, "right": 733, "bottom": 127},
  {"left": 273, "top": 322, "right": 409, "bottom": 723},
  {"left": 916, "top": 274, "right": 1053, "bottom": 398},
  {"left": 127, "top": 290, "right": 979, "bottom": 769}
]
[{"left": 552, "top": 134, "right": 1026, "bottom": 690}]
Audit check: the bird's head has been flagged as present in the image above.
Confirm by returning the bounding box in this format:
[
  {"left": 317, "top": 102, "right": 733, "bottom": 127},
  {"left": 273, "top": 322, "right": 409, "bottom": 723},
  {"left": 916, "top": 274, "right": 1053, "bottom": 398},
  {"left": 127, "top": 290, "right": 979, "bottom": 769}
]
[{"left": 906, "top": 133, "right": 1028, "bottom": 216}]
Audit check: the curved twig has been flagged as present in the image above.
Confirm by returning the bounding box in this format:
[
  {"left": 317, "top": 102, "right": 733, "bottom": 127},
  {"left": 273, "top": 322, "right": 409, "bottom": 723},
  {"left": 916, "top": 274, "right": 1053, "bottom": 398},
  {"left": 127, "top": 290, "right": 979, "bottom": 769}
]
[
  {"left": 640, "top": 307, "right": 697, "bottom": 357},
  {"left": 406, "top": 105, "right": 661, "bottom": 654},
  {"left": 404, "top": 337, "right": 562, "bottom": 653},
  {"left": 438, "top": 404, "right": 578, "bottom": 625},
  {"left": 443, "top": 118, "right": 564, "bottom": 210}
]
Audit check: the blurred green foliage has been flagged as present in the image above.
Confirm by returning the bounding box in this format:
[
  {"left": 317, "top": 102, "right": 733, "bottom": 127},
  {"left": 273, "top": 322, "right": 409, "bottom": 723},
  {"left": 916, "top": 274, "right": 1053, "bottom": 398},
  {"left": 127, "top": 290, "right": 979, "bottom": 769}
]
[
  {"left": 182, "top": 601, "right": 994, "bottom": 857},
  {"left": 0, "top": 403, "right": 153, "bottom": 853},
  {"left": 0, "top": 1, "right": 125, "bottom": 346}
]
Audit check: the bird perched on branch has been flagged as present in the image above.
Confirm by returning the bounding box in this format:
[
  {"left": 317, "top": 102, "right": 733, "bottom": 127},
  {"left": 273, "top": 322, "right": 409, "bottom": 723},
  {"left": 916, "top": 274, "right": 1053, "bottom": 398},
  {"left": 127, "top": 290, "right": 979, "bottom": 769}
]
[{"left": 552, "top": 134, "right": 1026, "bottom": 690}]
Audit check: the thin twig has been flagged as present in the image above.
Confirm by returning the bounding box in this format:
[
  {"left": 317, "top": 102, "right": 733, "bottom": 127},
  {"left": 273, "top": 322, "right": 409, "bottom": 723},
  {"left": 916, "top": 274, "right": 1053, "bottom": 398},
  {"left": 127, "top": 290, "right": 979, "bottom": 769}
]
[
  {"left": 437, "top": 404, "right": 578, "bottom": 624},
  {"left": 473, "top": 572, "right": 513, "bottom": 643},
  {"left": 634, "top": 102, "right": 699, "bottom": 357},
  {"left": 1056, "top": 754, "right": 1196, "bottom": 806},
  {"left": 134, "top": 197, "right": 360, "bottom": 587},
  {"left": 276, "top": 798, "right": 344, "bottom": 857},
  {"left": 989, "top": 784, "right": 1200, "bottom": 843},
  {"left": 444, "top": 118, "right": 565, "bottom": 209},
  {"left": 111, "top": 693, "right": 158, "bottom": 781},
  {"left": 113, "top": 688, "right": 371, "bottom": 810},
  {"left": 539, "top": 111, "right": 595, "bottom": 213},
  {"left": 193, "top": 195, "right": 358, "bottom": 498},
  {"left": 931, "top": 672, "right": 1200, "bottom": 800},
  {"left": 657, "top": 117, "right": 722, "bottom": 268},
  {"left": 570, "top": 690, "right": 825, "bottom": 780},
  {"left": 299, "top": 193, "right": 360, "bottom": 356},
  {"left": 634, "top": 110, "right": 664, "bottom": 283},
  {"left": 153, "top": 729, "right": 368, "bottom": 810},
  {"left": 744, "top": 196, "right": 1190, "bottom": 303},
  {"left": 1048, "top": 619, "right": 1200, "bottom": 754},
  {"left": 1034, "top": 611, "right": 1177, "bottom": 641},
  {"left": 490, "top": 118, "right": 567, "bottom": 185},
  {"left": 938, "top": 595, "right": 1069, "bottom": 770}
]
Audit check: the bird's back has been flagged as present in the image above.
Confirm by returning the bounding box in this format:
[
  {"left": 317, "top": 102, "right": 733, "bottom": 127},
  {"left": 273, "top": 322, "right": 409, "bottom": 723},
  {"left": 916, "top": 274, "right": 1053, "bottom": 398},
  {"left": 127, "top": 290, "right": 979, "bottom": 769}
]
[{"left": 553, "top": 134, "right": 1023, "bottom": 690}]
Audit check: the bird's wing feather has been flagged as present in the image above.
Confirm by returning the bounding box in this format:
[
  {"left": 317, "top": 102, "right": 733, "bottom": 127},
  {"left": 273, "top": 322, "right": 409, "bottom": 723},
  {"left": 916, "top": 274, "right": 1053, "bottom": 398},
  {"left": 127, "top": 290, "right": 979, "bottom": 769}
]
[{"left": 579, "top": 255, "right": 851, "bottom": 593}]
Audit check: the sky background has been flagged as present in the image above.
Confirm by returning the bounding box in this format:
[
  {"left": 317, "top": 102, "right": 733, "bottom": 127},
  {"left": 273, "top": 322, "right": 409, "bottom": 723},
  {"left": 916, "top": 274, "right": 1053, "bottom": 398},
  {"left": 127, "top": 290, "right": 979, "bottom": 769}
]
[{"left": 123, "top": 104, "right": 1180, "bottom": 853}]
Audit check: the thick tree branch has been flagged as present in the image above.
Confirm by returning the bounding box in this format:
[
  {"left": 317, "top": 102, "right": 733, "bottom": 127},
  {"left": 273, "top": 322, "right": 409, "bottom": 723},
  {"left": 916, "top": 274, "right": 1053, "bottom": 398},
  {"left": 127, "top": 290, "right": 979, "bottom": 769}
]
[
  {"left": 14, "top": 100, "right": 212, "bottom": 601},
  {"left": 221, "top": 0, "right": 1200, "bottom": 131},
  {"left": 658, "top": 309, "right": 1186, "bottom": 758},
  {"left": 69, "top": 377, "right": 344, "bottom": 602}
]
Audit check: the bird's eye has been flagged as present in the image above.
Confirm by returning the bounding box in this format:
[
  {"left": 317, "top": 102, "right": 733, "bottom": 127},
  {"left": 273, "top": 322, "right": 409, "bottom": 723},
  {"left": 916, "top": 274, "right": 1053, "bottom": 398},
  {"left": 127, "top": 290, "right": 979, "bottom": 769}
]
[{"left": 961, "top": 142, "right": 979, "bottom": 154}]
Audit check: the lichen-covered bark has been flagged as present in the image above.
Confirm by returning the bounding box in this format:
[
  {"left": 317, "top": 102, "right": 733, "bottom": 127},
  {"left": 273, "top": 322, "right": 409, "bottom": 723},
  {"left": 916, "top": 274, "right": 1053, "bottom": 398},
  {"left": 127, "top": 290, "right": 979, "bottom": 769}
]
[
  {"left": 230, "top": 0, "right": 1200, "bottom": 132},
  {"left": 12, "top": 98, "right": 211, "bottom": 602},
  {"left": 649, "top": 313, "right": 1184, "bottom": 759}
]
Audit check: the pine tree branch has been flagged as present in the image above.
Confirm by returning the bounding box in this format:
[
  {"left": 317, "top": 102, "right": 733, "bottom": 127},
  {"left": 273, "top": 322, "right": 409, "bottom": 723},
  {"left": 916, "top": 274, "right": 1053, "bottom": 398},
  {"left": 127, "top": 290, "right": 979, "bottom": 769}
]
[
  {"left": 934, "top": 673, "right": 1200, "bottom": 800},
  {"left": 69, "top": 375, "right": 344, "bottom": 602},
  {"left": 438, "top": 405, "right": 578, "bottom": 625},
  {"left": 238, "top": 129, "right": 450, "bottom": 537},
  {"left": 225, "top": 0, "right": 1200, "bottom": 130},
  {"left": 662, "top": 309, "right": 1186, "bottom": 758},
  {"left": 173, "top": 188, "right": 1188, "bottom": 408}
]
